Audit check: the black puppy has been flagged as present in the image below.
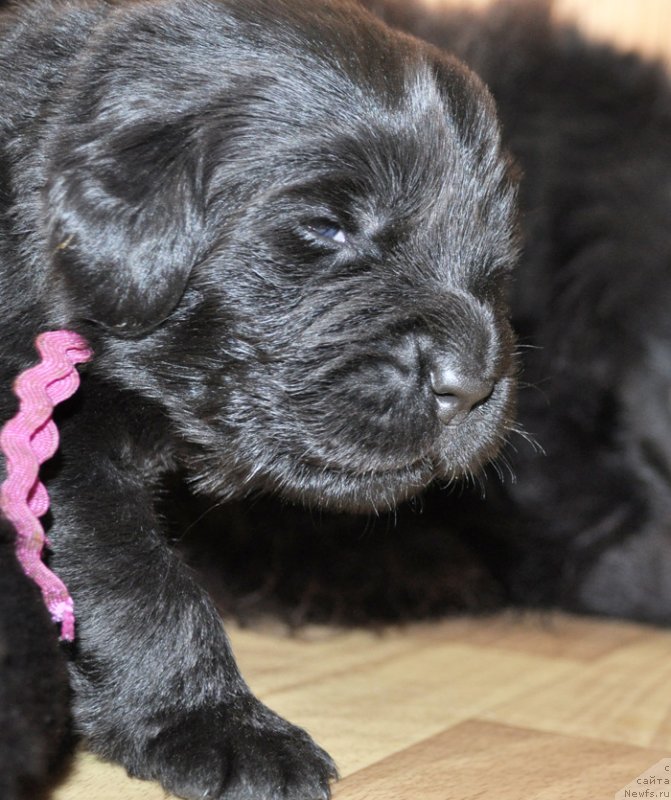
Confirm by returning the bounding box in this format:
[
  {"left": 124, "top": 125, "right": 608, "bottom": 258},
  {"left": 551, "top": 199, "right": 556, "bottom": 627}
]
[
  {"left": 182, "top": 1, "right": 671, "bottom": 630},
  {"left": 0, "top": 0, "right": 518, "bottom": 797}
]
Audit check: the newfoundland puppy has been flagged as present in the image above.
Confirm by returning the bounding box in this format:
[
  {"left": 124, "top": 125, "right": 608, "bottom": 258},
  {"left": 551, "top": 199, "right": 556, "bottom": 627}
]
[
  {"left": 185, "top": 5, "right": 671, "bottom": 632},
  {"left": 0, "top": 0, "right": 518, "bottom": 797}
]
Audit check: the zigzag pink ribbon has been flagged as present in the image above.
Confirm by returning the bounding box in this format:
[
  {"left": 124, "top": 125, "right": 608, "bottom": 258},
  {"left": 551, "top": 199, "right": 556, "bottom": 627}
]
[{"left": 0, "top": 330, "right": 92, "bottom": 641}]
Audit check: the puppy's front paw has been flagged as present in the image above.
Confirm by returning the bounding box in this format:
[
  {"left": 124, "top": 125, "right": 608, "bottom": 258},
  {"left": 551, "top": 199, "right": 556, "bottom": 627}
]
[{"left": 133, "top": 695, "right": 337, "bottom": 800}]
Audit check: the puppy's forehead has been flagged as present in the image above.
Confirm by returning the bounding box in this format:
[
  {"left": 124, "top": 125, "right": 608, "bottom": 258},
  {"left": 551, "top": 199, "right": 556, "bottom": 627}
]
[
  {"left": 226, "top": 0, "right": 497, "bottom": 143},
  {"left": 239, "top": 37, "right": 500, "bottom": 193}
]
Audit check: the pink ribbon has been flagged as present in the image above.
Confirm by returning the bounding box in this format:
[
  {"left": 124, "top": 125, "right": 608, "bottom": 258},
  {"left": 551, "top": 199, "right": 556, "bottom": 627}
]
[{"left": 0, "top": 330, "right": 92, "bottom": 641}]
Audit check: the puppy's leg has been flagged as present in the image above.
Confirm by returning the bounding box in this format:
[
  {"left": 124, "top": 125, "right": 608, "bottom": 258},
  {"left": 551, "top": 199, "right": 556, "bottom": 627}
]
[{"left": 50, "top": 411, "right": 336, "bottom": 800}]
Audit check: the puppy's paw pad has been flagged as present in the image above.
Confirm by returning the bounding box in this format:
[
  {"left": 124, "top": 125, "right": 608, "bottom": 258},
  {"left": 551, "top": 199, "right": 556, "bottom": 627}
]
[{"left": 136, "top": 697, "right": 336, "bottom": 800}]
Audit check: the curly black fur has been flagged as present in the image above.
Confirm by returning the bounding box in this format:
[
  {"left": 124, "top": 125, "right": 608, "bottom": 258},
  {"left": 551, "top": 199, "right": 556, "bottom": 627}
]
[
  {"left": 0, "top": 0, "right": 518, "bottom": 797},
  {"left": 0, "top": 519, "right": 71, "bottom": 800},
  {"left": 181, "top": 0, "right": 671, "bottom": 631}
]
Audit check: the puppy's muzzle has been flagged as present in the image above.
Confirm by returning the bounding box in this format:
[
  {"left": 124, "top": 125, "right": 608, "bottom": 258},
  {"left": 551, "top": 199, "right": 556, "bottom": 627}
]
[{"left": 382, "top": 296, "right": 503, "bottom": 429}]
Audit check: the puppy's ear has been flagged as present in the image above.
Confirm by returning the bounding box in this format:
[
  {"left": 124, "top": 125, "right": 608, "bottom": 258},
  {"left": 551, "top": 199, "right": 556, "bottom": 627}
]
[{"left": 46, "top": 117, "right": 206, "bottom": 335}]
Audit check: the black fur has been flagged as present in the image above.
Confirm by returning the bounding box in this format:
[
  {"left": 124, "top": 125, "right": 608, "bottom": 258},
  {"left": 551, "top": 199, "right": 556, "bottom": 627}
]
[
  {"left": 0, "top": 0, "right": 518, "bottom": 797},
  {"left": 181, "top": 0, "right": 671, "bottom": 631},
  {"left": 0, "top": 519, "right": 71, "bottom": 800}
]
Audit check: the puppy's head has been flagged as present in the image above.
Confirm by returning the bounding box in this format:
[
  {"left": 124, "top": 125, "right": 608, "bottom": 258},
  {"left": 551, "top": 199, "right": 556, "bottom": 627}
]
[{"left": 44, "top": 0, "right": 518, "bottom": 512}]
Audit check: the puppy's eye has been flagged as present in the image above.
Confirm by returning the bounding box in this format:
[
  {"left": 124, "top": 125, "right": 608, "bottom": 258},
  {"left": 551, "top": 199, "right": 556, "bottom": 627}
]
[{"left": 306, "top": 218, "right": 348, "bottom": 245}]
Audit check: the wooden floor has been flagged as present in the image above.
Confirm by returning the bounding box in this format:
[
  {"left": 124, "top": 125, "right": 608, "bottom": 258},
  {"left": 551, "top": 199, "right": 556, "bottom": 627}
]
[{"left": 53, "top": 612, "right": 671, "bottom": 800}]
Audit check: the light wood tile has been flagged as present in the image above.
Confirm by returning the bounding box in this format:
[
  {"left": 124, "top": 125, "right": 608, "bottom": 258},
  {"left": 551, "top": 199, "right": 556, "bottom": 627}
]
[
  {"left": 404, "top": 612, "right": 651, "bottom": 661},
  {"left": 254, "top": 635, "right": 577, "bottom": 775},
  {"left": 482, "top": 630, "right": 671, "bottom": 749},
  {"left": 334, "top": 720, "right": 670, "bottom": 800}
]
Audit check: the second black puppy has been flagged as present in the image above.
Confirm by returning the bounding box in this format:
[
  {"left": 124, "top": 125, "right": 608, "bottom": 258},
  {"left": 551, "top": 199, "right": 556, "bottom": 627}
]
[{"left": 0, "top": 0, "right": 518, "bottom": 798}]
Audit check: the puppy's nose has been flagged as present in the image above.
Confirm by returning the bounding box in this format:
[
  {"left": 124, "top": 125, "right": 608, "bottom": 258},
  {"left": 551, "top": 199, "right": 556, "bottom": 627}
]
[{"left": 429, "top": 361, "right": 494, "bottom": 425}]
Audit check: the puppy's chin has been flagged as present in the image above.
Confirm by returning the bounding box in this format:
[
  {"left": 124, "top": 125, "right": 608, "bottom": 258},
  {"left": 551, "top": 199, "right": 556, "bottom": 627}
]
[
  {"left": 263, "top": 456, "right": 440, "bottom": 514},
  {"left": 240, "top": 438, "right": 502, "bottom": 513},
  {"left": 298, "top": 438, "right": 510, "bottom": 513},
  {"left": 191, "top": 454, "right": 437, "bottom": 514}
]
